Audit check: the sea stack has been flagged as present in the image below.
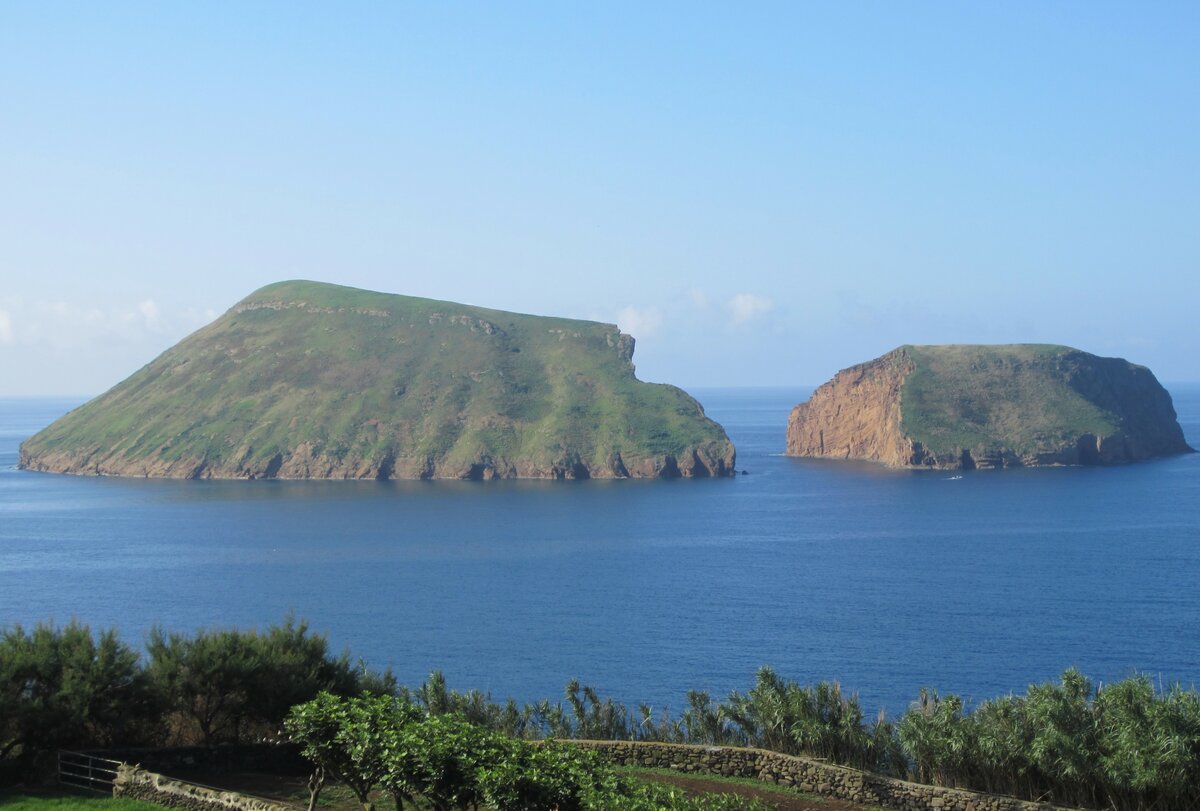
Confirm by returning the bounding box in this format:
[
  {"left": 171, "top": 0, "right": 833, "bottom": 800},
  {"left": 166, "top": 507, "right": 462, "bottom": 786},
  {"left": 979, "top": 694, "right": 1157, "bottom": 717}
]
[
  {"left": 20, "top": 280, "right": 736, "bottom": 480},
  {"left": 786, "top": 344, "right": 1193, "bottom": 469}
]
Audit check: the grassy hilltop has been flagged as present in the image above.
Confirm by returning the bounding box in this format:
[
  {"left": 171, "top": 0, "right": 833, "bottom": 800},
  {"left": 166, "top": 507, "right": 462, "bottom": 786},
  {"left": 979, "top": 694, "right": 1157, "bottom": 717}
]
[
  {"left": 901, "top": 344, "right": 1120, "bottom": 458},
  {"left": 20, "top": 281, "right": 735, "bottom": 479},
  {"left": 788, "top": 343, "right": 1192, "bottom": 469}
]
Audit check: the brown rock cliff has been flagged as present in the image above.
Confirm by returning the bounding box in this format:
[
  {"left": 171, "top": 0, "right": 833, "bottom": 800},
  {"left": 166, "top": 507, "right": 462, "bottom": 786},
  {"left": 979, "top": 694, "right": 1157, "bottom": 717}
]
[{"left": 786, "top": 349, "right": 926, "bottom": 467}]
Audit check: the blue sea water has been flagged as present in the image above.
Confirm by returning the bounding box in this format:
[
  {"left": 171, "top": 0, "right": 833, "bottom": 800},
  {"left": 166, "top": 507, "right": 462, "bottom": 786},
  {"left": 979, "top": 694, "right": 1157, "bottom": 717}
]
[{"left": 1, "top": 387, "right": 1198, "bottom": 718}]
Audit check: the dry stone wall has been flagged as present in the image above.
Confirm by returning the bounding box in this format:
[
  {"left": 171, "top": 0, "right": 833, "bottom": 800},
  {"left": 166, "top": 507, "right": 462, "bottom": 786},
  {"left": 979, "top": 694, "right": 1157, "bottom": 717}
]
[
  {"left": 572, "top": 740, "right": 1079, "bottom": 811},
  {"left": 113, "top": 764, "right": 293, "bottom": 811}
]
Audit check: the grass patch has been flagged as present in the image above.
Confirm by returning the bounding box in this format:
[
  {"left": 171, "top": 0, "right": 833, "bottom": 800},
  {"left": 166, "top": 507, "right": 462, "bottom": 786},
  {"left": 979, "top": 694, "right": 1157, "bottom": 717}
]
[
  {"left": 624, "top": 766, "right": 884, "bottom": 810},
  {"left": 0, "top": 788, "right": 166, "bottom": 809},
  {"left": 628, "top": 767, "right": 835, "bottom": 806},
  {"left": 899, "top": 344, "right": 1120, "bottom": 456}
]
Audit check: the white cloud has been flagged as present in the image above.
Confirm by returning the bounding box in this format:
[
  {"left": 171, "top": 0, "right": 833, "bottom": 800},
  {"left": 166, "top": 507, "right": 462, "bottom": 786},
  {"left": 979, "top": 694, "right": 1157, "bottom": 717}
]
[
  {"left": 0, "top": 297, "right": 196, "bottom": 350},
  {"left": 138, "top": 299, "right": 162, "bottom": 331},
  {"left": 688, "top": 288, "right": 709, "bottom": 309},
  {"left": 616, "top": 305, "right": 664, "bottom": 338},
  {"left": 727, "top": 293, "right": 774, "bottom": 326}
]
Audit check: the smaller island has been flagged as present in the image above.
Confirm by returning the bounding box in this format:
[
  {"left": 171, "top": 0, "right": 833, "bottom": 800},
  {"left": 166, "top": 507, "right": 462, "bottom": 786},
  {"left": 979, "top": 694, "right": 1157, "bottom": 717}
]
[{"left": 786, "top": 344, "right": 1194, "bottom": 469}]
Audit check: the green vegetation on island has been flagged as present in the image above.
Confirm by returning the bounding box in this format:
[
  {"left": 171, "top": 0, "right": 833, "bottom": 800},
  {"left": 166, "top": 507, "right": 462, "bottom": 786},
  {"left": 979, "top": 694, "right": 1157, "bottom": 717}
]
[
  {"left": 788, "top": 344, "right": 1192, "bottom": 469},
  {"left": 19, "top": 280, "right": 734, "bottom": 480},
  {"left": 902, "top": 344, "right": 1128, "bottom": 460},
  {"left": 4, "top": 618, "right": 1200, "bottom": 810}
]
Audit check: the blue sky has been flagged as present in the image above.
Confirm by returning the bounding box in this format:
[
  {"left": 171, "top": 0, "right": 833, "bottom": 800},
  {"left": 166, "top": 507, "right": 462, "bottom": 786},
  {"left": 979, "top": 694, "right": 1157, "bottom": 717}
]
[{"left": 1, "top": 2, "right": 1197, "bottom": 395}]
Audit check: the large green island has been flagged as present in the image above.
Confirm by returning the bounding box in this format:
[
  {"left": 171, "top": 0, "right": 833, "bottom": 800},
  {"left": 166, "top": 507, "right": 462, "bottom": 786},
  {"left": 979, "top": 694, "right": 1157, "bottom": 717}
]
[
  {"left": 20, "top": 280, "right": 735, "bottom": 479},
  {"left": 787, "top": 344, "right": 1193, "bottom": 469}
]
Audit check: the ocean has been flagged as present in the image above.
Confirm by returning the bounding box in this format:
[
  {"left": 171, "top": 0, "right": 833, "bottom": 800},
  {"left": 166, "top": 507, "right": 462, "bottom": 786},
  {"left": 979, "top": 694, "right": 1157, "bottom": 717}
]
[{"left": 1, "top": 386, "right": 1198, "bottom": 717}]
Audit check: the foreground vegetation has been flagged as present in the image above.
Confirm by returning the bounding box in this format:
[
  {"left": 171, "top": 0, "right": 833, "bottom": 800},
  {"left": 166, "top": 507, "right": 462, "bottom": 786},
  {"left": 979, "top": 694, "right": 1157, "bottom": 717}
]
[
  {"left": 287, "top": 692, "right": 766, "bottom": 811},
  {"left": 624, "top": 767, "right": 857, "bottom": 811},
  {"left": 0, "top": 788, "right": 164, "bottom": 809},
  {"left": 3, "top": 618, "right": 1198, "bottom": 810}
]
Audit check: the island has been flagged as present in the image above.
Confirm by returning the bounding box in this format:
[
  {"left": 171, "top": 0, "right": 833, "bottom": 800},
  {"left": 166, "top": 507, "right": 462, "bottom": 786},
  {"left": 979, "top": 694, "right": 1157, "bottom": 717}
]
[
  {"left": 20, "top": 280, "right": 736, "bottom": 479},
  {"left": 786, "top": 344, "right": 1193, "bottom": 469}
]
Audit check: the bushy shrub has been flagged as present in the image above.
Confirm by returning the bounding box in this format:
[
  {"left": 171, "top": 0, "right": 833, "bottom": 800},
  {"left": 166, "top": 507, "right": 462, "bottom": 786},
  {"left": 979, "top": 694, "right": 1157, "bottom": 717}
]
[
  {"left": 286, "top": 693, "right": 768, "bottom": 811},
  {"left": 146, "top": 614, "right": 384, "bottom": 744},
  {"left": 0, "top": 621, "right": 154, "bottom": 773},
  {"left": 0, "top": 616, "right": 392, "bottom": 783},
  {"left": 892, "top": 669, "right": 1200, "bottom": 810}
]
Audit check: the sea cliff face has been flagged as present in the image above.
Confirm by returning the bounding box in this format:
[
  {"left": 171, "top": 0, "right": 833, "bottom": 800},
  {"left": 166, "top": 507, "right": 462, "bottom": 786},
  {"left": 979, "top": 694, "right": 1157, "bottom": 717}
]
[
  {"left": 786, "top": 345, "right": 1193, "bottom": 470},
  {"left": 17, "top": 445, "right": 731, "bottom": 480},
  {"left": 786, "top": 349, "right": 920, "bottom": 467},
  {"left": 19, "top": 281, "right": 735, "bottom": 480}
]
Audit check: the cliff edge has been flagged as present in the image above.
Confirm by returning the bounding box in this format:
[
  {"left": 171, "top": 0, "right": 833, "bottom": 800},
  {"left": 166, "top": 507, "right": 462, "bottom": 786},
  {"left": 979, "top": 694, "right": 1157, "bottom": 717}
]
[
  {"left": 20, "top": 281, "right": 735, "bottom": 480},
  {"left": 786, "top": 344, "right": 1193, "bottom": 469}
]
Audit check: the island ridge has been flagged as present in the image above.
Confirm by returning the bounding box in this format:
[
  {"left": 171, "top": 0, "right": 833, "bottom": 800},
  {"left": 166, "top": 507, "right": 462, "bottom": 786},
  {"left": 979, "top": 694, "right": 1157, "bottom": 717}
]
[{"left": 19, "top": 280, "right": 736, "bottom": 480}]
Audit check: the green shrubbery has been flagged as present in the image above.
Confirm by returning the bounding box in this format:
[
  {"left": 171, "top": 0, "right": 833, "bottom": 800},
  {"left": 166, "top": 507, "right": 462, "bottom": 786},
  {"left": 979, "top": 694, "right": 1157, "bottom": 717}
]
[
  {"left": 395, "top": 666, "right": 1200, "bottom": 810},
  {"left": 0, "top": 790, "right": 167, "bottom": 810},
  {"left": 285, "top": 692, "right": 767, "bottom": 811},
  {"left": 0, "top": 623, "right": 154, "bottom": 771},
  {"left": 3, "top": 618, "right": 1199, "bottom": 810},
  {"left": 895, "top": 671, "right": 1200, "bottom": 810},
  {"left": 0, "top": 617, "right": 390, "bottom": 776},
  {"left": 146, "top": 617, "right": 393, "bottom": 744}
]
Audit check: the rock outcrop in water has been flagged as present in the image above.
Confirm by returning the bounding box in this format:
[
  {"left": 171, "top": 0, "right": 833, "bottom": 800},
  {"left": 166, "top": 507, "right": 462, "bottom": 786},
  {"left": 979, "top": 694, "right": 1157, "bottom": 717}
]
[
  {"left": 786, "top": 344, "right": 1193, "bottom": 469},
  {"left": 20, "top": 281, "right": 735, "bottom": 480}
]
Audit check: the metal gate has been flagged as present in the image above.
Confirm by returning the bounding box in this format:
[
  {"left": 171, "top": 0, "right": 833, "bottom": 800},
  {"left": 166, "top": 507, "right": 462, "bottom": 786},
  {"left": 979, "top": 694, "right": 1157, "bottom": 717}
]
[{"left": 58, "top": 750, "right": 123, "bottom": 793}]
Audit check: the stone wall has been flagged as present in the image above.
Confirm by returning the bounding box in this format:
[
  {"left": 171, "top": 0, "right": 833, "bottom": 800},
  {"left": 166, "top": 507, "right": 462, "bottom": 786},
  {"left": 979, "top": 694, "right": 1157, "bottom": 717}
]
[
  {"left": 571, "top": 740, "right": 1079, "bottom": 811},
  {"left": 112, "top": 764, "right": 294, "bottom": 811}
]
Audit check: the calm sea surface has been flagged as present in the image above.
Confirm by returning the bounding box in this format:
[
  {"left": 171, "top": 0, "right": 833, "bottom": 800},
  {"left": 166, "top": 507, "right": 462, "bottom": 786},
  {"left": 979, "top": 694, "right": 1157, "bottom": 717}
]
[{"left": 2, "top": 387, "right": 1198, "bottom": 717}]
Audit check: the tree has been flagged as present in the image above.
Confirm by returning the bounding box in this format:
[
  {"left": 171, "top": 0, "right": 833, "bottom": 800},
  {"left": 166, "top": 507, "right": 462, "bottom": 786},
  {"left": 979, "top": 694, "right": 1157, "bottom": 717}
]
[
  {"left": 477, "top": 739, "right": 578, "bottom": 811},
  {"left": 146, "top": 625, "right": 259, "bottom": 744},
  {"left": 969, "top": 696, "right": 1035, "bottom": 796},
  {"left": 681, "top": 691, "right": 737, "bottom": 746},
  {"left": 1023, "top": 669, "right": 1099, "bottom": 806},
  {"left": 148, "top": 615, "right": 377, "bottom": 744},
  {"left": 0, "top": 621, "right": 153, "bottom": 766},
  {"left": 401, "top": 714, "right": 498, "bottom": 811},
  {"left": 286, "top": 692, "right": 418, "bottom": 811},
  {"left": 897, "top": 688, "right": 972, "bottom": 786},
  {"left": 1094, "top": 676, "right": 1200, "bottom": 810}
]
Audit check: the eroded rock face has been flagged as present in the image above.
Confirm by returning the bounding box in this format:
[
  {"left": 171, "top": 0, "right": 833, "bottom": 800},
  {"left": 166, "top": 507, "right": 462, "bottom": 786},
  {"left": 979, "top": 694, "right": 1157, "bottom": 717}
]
[
  {"left": 786, "top": 350, "right": 922, "bottom": 468},
  {"left": 786, "top": 345, "right": 1193, "bottom": 470},
  {"left": 18, "top": 446, "right": 734, "bottom": 481}
]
